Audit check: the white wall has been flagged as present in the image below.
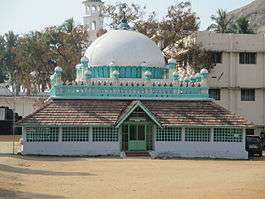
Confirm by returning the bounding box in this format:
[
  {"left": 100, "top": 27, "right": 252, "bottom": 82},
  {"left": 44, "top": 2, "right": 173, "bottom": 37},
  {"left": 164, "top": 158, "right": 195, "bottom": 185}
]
[
  {"left": 154, "top": 128, "right": 248, "bottom": 159},
  {"left": 0, "top": 96, "right": 46, "bottom": 117},
  {"left": 155, "top": 142, "right": 248, "bottom": 159},
  {"left": 22, "top": 126, "right": 120, "bottom": 156},
  {"left": 22, "top": 142, "right": 120, "bottom": 156}
]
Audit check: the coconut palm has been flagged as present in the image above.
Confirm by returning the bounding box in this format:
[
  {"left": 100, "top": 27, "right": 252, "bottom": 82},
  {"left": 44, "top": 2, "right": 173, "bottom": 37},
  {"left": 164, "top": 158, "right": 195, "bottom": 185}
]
[
  {"left": 207, "top": 9, "right": 231, "bottom": 33},
  {"left": 232, "top": 16, "right": 254, "bottom": 34}
]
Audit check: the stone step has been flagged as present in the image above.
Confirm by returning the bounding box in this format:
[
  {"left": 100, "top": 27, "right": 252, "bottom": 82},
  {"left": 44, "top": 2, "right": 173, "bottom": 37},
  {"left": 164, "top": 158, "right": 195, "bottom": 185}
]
[{"left": 125, "top": 151, "right": 150, "bottom": 157}]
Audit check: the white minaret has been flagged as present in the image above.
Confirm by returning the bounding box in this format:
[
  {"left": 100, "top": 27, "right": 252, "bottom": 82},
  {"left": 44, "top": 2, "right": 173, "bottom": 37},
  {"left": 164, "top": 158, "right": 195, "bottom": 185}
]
[{"left": 83, "top": 0, "right": 104, "bottom": 42}]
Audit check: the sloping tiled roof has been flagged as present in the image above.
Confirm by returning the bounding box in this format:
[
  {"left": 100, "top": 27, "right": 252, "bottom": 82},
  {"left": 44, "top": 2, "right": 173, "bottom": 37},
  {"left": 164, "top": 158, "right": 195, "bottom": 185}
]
[
  {"left": 143, "top": 101, "right": 253, "bottom": 127},
  {"left": 19, "top": 99, "right": 253, "bottom": 127}
]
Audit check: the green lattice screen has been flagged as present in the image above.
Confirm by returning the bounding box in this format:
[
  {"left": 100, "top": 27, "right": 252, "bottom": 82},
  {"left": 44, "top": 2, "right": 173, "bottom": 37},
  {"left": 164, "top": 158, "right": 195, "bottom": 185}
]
[
  {"left": 185, "top": 128, "right": 211, "bottom": 142},
  {"left": 62, "top": 127, "right": 90, "bottom": 142},
  {"left": 92, "top": 127, "right": 118, "bottom": 142},
  {"left": 156, "top": 127, "right": 182, "bottom": 141},
  {"left": 214, "top": 128, "right": 243, "bottom": 142},
  {"left": 26, "top": 127, "right": 59, "bottom": 142}
]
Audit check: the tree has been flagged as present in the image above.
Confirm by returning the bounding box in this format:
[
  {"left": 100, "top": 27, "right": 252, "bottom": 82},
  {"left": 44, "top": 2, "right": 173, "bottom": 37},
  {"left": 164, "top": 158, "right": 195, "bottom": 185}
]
[
  {"left": 44, "top": 19, "right": 89, "bottom": 81},
  {"left": 207, "top": 9, "right": 231, "bottom": 33},
  {"left": 0, "top": 35, "right": 7, "bottom": 83},
  {"left": 232, "top": 16, "right": 254, "bottom": 34},
  {"left": 12, "top": 18, "right": 89, "bottom": 95},
  {"left": 154, "top": 1, "right": 199, "bottom": 50},
  {"left": 3, "top": 31, "right": 19, "bottom": 88},
  {"left": 59, "top": 18, "right": 75, "bottom": 33},
  {"left": 103, "top": 3, "right": 146, "bottom": 29},
  {"left": 104, "top": 1, "right": 212, "bottom": 72},
  {"left": 15, "top": 31, "right": 52, "bottom": 95}
]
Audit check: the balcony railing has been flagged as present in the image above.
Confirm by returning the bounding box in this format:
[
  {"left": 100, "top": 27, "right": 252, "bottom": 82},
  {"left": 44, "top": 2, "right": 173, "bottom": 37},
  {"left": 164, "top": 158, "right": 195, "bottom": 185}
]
[{"left": 50, "top": 84, "right": 209, "bottom": 101}]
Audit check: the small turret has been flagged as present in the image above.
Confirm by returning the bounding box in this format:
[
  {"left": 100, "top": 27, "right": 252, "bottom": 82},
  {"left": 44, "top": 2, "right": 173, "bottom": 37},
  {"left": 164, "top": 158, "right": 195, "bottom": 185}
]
[
  {"left": 143, "top": 70, "right": 152, "bottom": 81},
  {"left": 50, "top": 66, "right": 63, "bottom": 87},
  {"left": 200, "top": 68, "right": 209, "bottom": 87}
]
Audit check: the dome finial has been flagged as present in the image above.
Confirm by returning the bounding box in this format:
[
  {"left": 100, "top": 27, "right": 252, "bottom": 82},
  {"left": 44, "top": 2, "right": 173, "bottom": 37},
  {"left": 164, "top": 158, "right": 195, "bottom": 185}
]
[{"left": 118, "top": 4, "right": 131, "bottom": 30}]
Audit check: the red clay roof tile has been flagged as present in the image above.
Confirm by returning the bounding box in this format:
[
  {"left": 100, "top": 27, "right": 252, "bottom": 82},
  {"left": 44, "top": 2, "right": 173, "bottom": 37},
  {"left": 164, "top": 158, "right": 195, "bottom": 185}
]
[{"left": 19, "top": 99, "right": 253, "bottom": 127}]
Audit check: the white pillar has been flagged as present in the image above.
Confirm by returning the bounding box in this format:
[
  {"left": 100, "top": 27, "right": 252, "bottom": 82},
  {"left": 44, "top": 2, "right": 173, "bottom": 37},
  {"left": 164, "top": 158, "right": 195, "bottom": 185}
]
[
  {"left": 181, "top": 127, "right": 185, "bottom": 142},
  {"left": 153, "top": 125, "right": 157, "bottom": 151},
  {"left": 89, "top": 126, "right": 93, "bottom": 142},
  {"left": 118, "top": 127, "right": 122, "bottom": 151},
  {"left": 210, "top": 127, "right": 214, "bottom": 143},
  {"left": 58, "top": 127, "right": 62, "bottom": 143},
  {"left": 242, "top": 128, "right": 246, "bottom": 144}
]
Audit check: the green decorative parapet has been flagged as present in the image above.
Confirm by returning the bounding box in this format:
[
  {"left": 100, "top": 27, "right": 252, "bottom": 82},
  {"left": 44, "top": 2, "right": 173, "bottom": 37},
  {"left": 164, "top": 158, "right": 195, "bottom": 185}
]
[{"left": 50, "top": 84, "right": 209, "bottom": 100}]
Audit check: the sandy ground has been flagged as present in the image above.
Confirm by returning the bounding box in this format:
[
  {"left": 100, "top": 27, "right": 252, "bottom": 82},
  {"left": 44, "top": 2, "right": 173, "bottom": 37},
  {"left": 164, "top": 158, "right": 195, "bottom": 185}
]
[
  {"left": 0, "top": 135, "right": 21, "bottom": 142},
  {"left": 0, "top": 155, "right": 265, "bottom": 199}
]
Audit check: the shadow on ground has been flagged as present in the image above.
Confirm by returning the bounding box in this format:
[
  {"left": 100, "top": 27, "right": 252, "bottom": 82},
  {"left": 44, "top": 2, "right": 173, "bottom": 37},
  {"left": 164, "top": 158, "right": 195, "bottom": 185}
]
[
  {"left": 0, "top": 164, "right": 95, "bottom": 176},
  {"left": 0, "top": 188, "right": 65, "bottom": 199},
  {"left": 0, "top": 154, "right": 88, "bottom": 162}
]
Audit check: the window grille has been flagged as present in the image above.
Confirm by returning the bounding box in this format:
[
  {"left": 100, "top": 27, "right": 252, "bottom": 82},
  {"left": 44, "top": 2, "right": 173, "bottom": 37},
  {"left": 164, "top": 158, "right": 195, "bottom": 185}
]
[
  {"left": 241, "top": 88, "right": 255, "bottom": 101},
  {"left": 92, "top": 127, "right": 118, "bottom": 142},
  {"left": 211, "top": 51, "right": 222, "bottom": 64},
  {"left": 26, "top": 127, "right": 59, "bottom": 142},
  {"left": 62, "top": 127, "right": 90, "bottom": 142},
  {"left": 156, "top": 127, "right": 182, "bottom": 141},
  {"left": 214, "top": 128, "right": 242, "bottom": 142},
  {"left": 185, "top": 128, "right": 211, "bottom": 142},
  {"left": 209, "top": 88, "right": 221, "bottom": 101},
  {"left": 239, "top": 52, "right": 256, "bottom": 64}
]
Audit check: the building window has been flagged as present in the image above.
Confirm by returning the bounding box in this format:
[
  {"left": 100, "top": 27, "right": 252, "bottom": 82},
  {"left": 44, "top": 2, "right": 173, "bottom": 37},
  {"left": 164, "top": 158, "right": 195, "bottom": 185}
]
[
  {"left": 156, "top": 127, "right": 182, "bottom": 141},
  {"left": 241, "top": 89, "right": 255, "bottom": 101},
  {"left": 214, "top": 128, "right": 243, "bottom": 142},
  {"left": 211, "top": 52, "right": 222, "bottom": 64},
  {"left": 62, "top": 127, "right": 90, "bottom": 142},
  {"left": 26, "top": 127, "right": 59, "bottom": 142},
  {"left": 92, "top": 5, "right": 97, "bottom": 12},
  {"left": 92, "top": 127, "right": 118, "bottom": 142},
  {"left": 246, "top": 129, "right": 255, "bottom": 135},
  {"left": 239, "top": 52, "right": 256, "bottom": 64},
  {"left": 209, "top": 89, "right": 221, "bottom": 100},
  {"left": 185, "top": 128, "right": 211, "bottom": 142},
  {"left": 91, "top": 21, "right": 96, "bottom": 30}
]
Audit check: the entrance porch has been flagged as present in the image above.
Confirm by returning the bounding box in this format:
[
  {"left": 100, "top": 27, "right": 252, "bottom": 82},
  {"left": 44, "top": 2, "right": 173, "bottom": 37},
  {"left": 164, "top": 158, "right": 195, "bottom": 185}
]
[{"left": 121, "top": 123, "right": 154, "bottom": 152}]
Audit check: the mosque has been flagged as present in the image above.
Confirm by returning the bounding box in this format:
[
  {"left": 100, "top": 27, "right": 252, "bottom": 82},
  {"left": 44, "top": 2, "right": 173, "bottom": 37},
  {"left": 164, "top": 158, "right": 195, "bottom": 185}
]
[{"left": 19, "top": 14, "right": 253, "bottom": 159}]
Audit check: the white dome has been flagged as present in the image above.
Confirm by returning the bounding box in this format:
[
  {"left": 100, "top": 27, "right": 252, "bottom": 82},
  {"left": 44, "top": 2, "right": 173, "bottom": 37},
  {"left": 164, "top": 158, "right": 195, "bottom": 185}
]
[{"left": 85, "top": 30, "right": 165, "bottom": 67}]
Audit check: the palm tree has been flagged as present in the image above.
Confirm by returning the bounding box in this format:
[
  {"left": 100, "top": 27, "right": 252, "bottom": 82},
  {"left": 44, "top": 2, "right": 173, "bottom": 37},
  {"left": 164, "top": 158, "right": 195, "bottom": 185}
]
[
  {"left": 232, "top": 16, "right": 254, "bottom": 34},
  {"left": 3, "top": 31, "right": 19, "bottom": 92},
  {"left": 60, "top": 18, "right": 75, "bottom": 33},
  {"left": 207, "top": 9, "right": 231, "bottom": 33}
]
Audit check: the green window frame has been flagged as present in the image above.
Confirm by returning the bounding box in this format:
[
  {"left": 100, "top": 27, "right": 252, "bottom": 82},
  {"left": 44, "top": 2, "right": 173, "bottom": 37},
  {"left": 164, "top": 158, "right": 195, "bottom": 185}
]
[
  {"left": 185, "top": 128, "right": 211, "bottom": 142},
  {"left": 214, "top": 128, "right": 243, "bottom": 142},
  {"left": 25, "top": 127, "right": 59, "bottom": 142},
  {"left": 92, "top": 127, "right": 118, "bottom": 142},
  {"left": 62, "top": 127, "right": 90, "bottom": 142},
  {"left": 156, "top": 127, "right": 182, "bottom": 141}
]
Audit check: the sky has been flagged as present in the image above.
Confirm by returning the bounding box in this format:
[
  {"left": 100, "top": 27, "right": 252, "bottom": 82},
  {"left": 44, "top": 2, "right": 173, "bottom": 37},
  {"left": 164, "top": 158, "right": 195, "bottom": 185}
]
[{"left": 0, "top": 0, "right": 254, "bottom": 35}]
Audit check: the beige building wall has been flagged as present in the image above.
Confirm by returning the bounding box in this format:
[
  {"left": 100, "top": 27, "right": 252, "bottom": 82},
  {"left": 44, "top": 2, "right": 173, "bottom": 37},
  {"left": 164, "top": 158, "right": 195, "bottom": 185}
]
[
  {"left": 0, "top": 96, "right": 47, "bottom": 118},
  {"left": 195, "top": 31, "right": 265, "bottom": 134}
]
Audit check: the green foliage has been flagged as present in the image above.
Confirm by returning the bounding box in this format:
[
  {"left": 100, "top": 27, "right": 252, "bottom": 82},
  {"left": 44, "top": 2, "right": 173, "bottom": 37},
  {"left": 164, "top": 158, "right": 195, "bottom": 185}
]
[
  {"left": 0, "top": 19, "right": 88, "bottom": 95},
  {"left": 231, "top": 16, "right": 254, "bottom": 34},
  {"left": 208, "top": 9, "right": 255, "bottom": 34},
  {"left": 207, "top": 9, "right": 232, "bottom": 33},
  {"left": 0, "top": 32, "right": 18, "bottom": 86}
]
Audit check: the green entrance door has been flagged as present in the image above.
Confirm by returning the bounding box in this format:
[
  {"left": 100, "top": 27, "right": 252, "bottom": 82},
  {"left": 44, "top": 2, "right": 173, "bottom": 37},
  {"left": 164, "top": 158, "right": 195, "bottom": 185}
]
[{"left": 128, "top": 124, "right": 146, "bottom": 151}]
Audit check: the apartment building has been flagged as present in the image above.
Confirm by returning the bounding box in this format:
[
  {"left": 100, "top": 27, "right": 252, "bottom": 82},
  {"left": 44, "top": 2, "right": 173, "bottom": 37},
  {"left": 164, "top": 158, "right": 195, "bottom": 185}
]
[{"left": 193, "top": 31, "right": 265, "bottom": 135}]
